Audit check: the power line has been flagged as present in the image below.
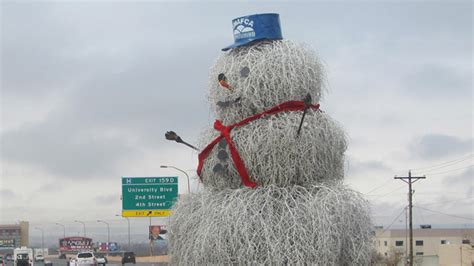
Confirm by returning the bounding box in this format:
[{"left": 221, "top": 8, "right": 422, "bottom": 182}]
[
  {"left": 372, "top": 202, "right": 409, "bottom": 217},
  {"left": 417, "top": 197, "right": 473, "bottom": 207},
  {"left": 382, "top": 207, "right": 407, "bottom": 234},
  {"left": 366, "top": 184, "right": 406, "bottom": 200},
  {"left": 413, "top": 156, "right": 473, "bottom": 175},
  {"left": 364, "top": 178, "right": 396, "bottom": 195},
  {"left": 411, "top": 154, "right": 473, "bottom": 172},
  {"left": 411, "top": 191, "right": 468, "bottom": 195},
  {"left": 362, "top": 155, "right": 472, "bottom": 194},
  {"left": 412, "top": 197, "right": 438, "bottom": 256},
  {"left": 426, "top": 165, "right": 472, "bottom": 176},
  {"left": 413, "top": 205, "right": 474, "bottom": 221}
]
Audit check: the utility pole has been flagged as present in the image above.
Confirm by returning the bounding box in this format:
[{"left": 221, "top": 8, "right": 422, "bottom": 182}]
[
  {"left": 160, "top": 165, "right": 191, "bottom": 194},
  {"left": 116, "top": 215, "right": 131, "bottom": 251},
  {"left": 394, "top": 170, "right": 426, "bottom": 266},
  {"left": 74, "top": 220, "right": 86, "bottom": 237},
  {"left": 405, "top": 206, "right": 408, "bottom": 264},
  {"left": 97, "top": 220, "right": 110, "bottom": 254},
  {"left": 55, "top": 223, "right": 66, "bottom": 239},
  {"left": 149, "top": 217, "right": 153, "bottom": 257}
]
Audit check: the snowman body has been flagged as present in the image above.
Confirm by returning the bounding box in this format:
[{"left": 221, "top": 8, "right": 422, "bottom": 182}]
[
  {"left": 199, "top": 40, "right": 347, "bottom": 189},
  {"left": 168, "top": 40, "right": 373, "bottom": 265}
]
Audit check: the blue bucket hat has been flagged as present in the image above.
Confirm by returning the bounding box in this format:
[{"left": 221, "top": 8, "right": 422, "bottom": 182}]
[{"left": 222, "top": 13, "right": 283, "bottom": 51}]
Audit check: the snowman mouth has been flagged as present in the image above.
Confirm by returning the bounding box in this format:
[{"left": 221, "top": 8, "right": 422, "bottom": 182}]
[{"left": 217, "top": 96, "right": 242, "bottom": 108}]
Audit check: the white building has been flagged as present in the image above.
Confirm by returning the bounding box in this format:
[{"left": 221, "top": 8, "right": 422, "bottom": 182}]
[{"left": 375, "top": 227, "right": 473, "bottom": 265}]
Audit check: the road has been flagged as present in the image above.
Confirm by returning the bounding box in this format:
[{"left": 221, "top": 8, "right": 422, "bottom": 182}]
[{"left": 4, "top": 259, "right": 167, "bottom": 266}]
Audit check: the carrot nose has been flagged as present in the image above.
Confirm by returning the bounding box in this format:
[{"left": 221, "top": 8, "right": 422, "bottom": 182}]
[
  {"left": 218, "top": 73, "right": 231, "bottom": 89},
  {"left": 219, "top": 80, "right": 231, "bottom": 89}
]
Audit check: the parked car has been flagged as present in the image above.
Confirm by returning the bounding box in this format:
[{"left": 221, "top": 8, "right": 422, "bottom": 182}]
[
  {"left": 44, "top": 260, "right": 53, "bottom": 266},
  {"left": 121, "top": 252, "right": 135, "bottom": 265},
  {"left": 35, "top": 254, "right": 44, "bottom": 262},
  {"left": 75, "top": 251, "right": 97, "bottom": 266},
  {"left": 95, "top": 254, "right": 107, "bottom": 266}
]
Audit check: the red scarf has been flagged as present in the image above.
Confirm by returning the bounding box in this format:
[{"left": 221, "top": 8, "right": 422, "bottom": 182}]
[{"left": 197, "top": 100, "right": 320, "bottom": 188}]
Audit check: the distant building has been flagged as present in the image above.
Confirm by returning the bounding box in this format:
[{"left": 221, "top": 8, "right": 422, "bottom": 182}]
[
  {"left": 374, "top": 227, "right": 474, "bottom": 265},
  {"left": 438, "top": 243, "right": 473, "bottom": 266},
  {"left": 0, "top": 221, "right": 29, "bottom": 249}
]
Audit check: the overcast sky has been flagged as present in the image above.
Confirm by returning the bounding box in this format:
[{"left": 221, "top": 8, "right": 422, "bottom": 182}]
[{"left": 1, "top": 1, "right": 472, "bottom": 242}]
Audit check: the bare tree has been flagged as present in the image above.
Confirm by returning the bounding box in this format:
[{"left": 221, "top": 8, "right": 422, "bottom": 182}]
[{"left": 383, "top": 247, "right": 404, "bottom": 266}]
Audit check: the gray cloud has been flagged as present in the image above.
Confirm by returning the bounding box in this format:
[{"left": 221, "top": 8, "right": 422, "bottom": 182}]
[
  {"left": 1, "top": 3, "right": 223, "bottom": 179},
  {"left": 0, "top": 39, "right": 213, "bottom": 179},
  {"left": 0, "top": 189, "right": 24, "bottom": 215},
  {"left": 410, "top": 134, "right": 472, "bottom": 160},
  {"left": 33, "top": 182, "right": 66, "bottom": 194},
  {"left": 0, "top": 189, "right": 18, "bottom": 202},
  {"left": 346, "top": 159, "right": 391, "bottom": 176},
  {"left": 442, "top": 168, "right": 473, "bottom": 185},
  {"left": 1, "top": 117, "right": 138, "bottom": 178},
  {"left": 94, "top": 194, "right": 120, "bottom": 205},
  {"left": 402, "top": 64, "right": 471, "bottom": 99},
  {"left": 2, "top": 3, "right": 78, "bottom": 97},
  {"left": 467, "top": 187, "right": 473, "bottom": 198}
]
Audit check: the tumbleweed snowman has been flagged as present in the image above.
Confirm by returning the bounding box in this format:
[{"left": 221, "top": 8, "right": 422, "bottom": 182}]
[{"left": 168, "top": 13, "right": 373, "bottom": 265}]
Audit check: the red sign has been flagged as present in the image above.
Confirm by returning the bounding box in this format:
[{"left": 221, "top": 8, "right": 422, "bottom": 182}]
[{"left": 59, "top": 237, "right": 93, "bottom": 251}]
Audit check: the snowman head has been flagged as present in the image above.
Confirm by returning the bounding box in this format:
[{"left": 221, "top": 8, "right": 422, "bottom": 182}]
[{"left": 208, "top": 40, "right": 326, "bottom": 124}]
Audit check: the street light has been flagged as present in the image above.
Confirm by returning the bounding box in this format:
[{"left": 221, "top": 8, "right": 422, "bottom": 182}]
[
  {"left": 74, "top": 220, "right": 86, "bottom": 237},
  {"left": 96, "top": 220, "right": 110, "bottom": 244},
  {"left": 55, "top": 223, "right": 66, "bottom": 238},
  {"left": 160, "top": 165, "right": 190, "bottom": 194},
  {"left": 34, "top": 227, "right": 44, "bottom": 255},
  {"left": 116, "top": 214, "right": 131, "bottom": 251}
]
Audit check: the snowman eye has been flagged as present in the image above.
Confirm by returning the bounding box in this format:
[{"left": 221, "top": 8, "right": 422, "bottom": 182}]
[
  {"left": 218, "top": 73, "right": 226, "bottom": 82},
  {"left": 240, "top": 66, "right": 250, "bottom": 78}
]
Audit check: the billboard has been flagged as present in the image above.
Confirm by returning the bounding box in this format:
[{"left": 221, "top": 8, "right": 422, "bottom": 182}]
[
  {"left": 97, "top": 242, "right": 118, "bottom": 252},
  {"left": 0, "top": 239, "right": 15, "bottom": 248},
  {"left": 59, "top": 237, "right": 93, "bottom": 251},
  {"left": 149, "top": 225, "right": 167, "bottom": 240}
]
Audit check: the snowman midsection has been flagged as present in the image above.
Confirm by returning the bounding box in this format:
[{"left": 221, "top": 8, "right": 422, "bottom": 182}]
[
  {"left": 199, "top": 111, "right": 347, "bottom": 189},
  {"left": 168, "top": 184, "right": 372, "bottom": 265}
]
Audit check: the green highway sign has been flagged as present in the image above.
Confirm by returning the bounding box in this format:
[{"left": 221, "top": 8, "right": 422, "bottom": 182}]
[{"left": 122, "top": 177, "right": 178, "bottom": 217}]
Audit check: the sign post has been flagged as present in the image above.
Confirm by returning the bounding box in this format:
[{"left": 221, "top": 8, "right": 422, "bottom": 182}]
[{"left": 121, "top": 177, "right": 178, "bottom": 217}]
